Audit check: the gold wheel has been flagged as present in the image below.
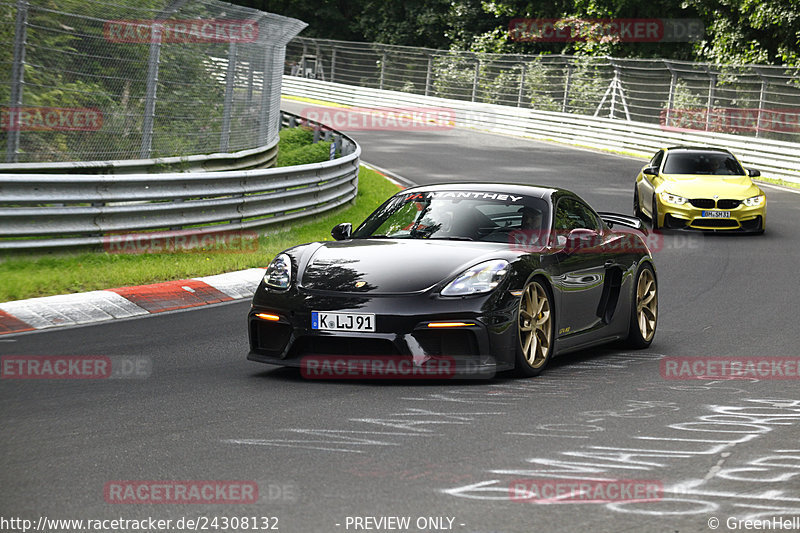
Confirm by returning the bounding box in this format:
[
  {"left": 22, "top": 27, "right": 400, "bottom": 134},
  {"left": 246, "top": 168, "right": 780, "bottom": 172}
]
[
  {"left": 636, "top": 268, "right": 657, "bottom": 342},
  {"left": 518, "top": 281, "right": 552, "bottom": 369}
]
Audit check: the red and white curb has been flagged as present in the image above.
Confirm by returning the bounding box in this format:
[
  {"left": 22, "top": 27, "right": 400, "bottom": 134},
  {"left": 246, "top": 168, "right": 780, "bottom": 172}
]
[{"left": 0, "top": 268, "right": 266, "bottom": 335}]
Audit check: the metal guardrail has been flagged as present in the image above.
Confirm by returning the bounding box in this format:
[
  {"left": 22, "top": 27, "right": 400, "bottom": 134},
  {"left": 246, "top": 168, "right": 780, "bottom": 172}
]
[
  {"left": 0, "top": 140, "right": 280, "bottom": 175},
  {"left": 0, "top": 111, "right": 361, "bottom": 250},
  {"left": 282, "top": 76, "right": 800, "bottom": 183}
]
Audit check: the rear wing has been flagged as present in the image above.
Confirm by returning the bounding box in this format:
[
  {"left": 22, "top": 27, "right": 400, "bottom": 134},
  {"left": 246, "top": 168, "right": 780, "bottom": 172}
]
[{"left": 597, "top": 212, "right": 648, "bottom": 235}]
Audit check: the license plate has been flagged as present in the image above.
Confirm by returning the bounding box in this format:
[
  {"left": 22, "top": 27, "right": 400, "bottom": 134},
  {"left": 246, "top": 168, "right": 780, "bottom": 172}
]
[
  {"left": 701, "top": 210, "right": 731, "bottom": 218},
  {"left": 311, "top": 311, "right": 375, "bottom": 332}
]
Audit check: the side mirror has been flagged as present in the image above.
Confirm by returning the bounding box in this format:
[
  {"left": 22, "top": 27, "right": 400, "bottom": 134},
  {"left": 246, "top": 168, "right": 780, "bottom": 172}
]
[
  {"left": 747, "top": 168, "right": 761, "bottom": 178},
  {"left": 643, "top": 167, "right": 658, "bottom": 176},
  {"left": 331, "top": 222, "right": 352, "bottom": 241},
  {"left": 564, "top": 228, "right": 598, "bottom": 255}
]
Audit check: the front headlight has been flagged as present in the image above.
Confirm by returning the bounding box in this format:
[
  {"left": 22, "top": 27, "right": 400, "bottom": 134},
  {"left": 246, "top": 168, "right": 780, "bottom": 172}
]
[
  {"left": 742, "top": 195, "right": 765, "bottom": 207},
  {"left": 264, "top": 253, "right": 292, "bottom": 290},
  {"left": 660, "top": 191, "right": 688, "bottom": 205},
  {"left": 441, "top": 260, "right": 509, "bottom": 297}
]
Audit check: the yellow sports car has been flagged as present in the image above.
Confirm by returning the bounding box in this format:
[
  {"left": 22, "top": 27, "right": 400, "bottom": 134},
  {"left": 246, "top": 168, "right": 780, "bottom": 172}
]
[{"left": 634, "top": 146, "right": 766, "bottom": 233}]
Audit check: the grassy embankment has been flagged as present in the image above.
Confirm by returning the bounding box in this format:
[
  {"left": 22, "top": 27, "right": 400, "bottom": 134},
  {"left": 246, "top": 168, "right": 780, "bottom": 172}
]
[{"left": 0, "top": 128, "right": 400, "bottom": 302}]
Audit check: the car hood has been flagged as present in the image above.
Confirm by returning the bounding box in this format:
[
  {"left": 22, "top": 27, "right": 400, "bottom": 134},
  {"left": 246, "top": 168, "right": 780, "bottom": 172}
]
[
  {"left": 300, "top": 238, "right": 511, "bottom": 294},
  {"left": 658, "top": 174, "right": 761, "bottom": 199}
]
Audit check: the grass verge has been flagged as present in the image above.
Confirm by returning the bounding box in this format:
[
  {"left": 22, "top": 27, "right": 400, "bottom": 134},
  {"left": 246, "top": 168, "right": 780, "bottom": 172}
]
[
  {"left": 0, "top": 166, "right": 400, "bottom": 303},
  {"left": 755, "top": 176, "right": 800, "bottom": 190}
]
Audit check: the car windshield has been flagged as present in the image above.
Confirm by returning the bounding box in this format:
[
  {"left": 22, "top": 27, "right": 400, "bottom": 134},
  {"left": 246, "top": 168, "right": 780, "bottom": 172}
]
[
  {"left": 352, "top": 190, "right": 550, "bottom": 243},
  {"left": 662, "top": 151, "right": 745, "bottom": 175}
]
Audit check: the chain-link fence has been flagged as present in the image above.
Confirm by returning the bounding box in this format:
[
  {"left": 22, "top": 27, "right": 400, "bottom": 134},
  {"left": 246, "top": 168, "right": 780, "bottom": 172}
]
[
  {"left": 1, "top": 0, "right": 305, "bottom": 163},
  {"left": 286, "top": 37, "right": 800, "bottom": 144}
]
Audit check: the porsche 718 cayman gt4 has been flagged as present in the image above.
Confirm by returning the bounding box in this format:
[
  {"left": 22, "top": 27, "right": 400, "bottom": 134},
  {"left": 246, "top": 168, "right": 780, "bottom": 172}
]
[{"left": 248, "top": 183, "right": 658, "bottom": 378}]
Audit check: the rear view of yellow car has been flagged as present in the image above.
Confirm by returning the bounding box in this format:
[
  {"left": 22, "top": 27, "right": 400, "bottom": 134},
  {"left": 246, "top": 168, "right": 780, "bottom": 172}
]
[{"left": 634, "top": 146, "right": 766, "bottom": 233}]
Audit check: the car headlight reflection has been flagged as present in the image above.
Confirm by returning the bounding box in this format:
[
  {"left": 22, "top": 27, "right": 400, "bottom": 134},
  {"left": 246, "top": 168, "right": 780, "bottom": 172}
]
[
  {"left": 264, "top": 253, "right": 292, "bottom": 290},
  {"left": 743, "top": 195, "right": 765, "bottom": 207},
  {"left": 441, "top": 260, "right": 509, "bottom": 297},
  {"left": 660, "top": 191, "right": 688, "bottom": 205}
]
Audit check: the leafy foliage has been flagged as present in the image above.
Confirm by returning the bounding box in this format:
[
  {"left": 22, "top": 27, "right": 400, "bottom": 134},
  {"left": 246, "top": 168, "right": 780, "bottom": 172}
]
[{"left": 238, "top": 0, "right": 800, "bottom": 66}]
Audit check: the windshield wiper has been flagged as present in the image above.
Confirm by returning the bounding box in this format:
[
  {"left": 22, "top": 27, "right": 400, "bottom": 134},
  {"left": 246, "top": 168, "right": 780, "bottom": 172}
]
[{"left": 427, "top": 236, "right": 474, "bottom": 241}]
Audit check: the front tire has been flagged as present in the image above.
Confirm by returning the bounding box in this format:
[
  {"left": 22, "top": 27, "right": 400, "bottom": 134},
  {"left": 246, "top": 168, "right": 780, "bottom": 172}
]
[
  {"left": 515, "top": 279, "right": 555, "bottom": 377},
  {"left": 633, "top": 186, "right": 643, "bottom": 219},
  {"left": 623, "top": 263, "right": 658, "bottom": 348},
  {"left": 651, "top": 195, "right": 660, "bottom": 230}
]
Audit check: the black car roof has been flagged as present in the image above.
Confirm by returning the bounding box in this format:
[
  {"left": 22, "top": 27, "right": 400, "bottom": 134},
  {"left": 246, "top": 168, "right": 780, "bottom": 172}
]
[{"left": 664, "top": 146, "right": 734, "bottom": 154}]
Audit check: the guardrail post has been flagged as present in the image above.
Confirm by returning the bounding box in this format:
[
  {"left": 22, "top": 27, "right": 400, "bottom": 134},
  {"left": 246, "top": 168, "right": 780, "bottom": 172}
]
[
  {"left": 6, "top": 0, "right": 29, "bottom": 164},
  {"left": 517, "top": 61, "right": 526, "bottom": 107},
  {"left": 425, "top": 54, "right": 433, "bottom": 96},
  {"left": 220, "top": 42, "right": 238, "bottom": 153}
]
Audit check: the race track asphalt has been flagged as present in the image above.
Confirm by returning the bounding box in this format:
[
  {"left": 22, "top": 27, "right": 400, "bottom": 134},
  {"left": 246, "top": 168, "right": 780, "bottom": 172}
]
[{"left": 2, "top": 100, "right": 799, "bottom": 533}]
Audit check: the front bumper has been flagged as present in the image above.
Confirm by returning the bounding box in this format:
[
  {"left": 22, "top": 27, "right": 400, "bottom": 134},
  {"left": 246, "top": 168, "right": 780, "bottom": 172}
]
[
  {"left": 657, "top": 199, "right": 765, "bottom": 232},
  {"left": 247, "top": 286, "right": 520, "bottom": 376}
]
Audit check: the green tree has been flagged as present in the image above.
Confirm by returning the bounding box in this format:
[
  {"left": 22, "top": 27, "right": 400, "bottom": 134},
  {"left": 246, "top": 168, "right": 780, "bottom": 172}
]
[{"left": 684, "top": 0, "right": 800, "bottom": 66}]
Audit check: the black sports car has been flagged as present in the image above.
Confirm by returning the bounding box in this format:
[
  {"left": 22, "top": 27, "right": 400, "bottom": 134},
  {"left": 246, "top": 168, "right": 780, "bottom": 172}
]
[{"left": 248, "top": 183, "right": 658, "bottom": 378}]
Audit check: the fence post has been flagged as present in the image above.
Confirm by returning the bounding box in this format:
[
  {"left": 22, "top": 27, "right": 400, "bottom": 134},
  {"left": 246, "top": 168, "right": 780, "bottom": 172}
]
[
  {"left": 259, "top": 45, "right": 273, "bottom": 145},
  {"left": 610, "top": 66, "right": 619, "bottom": 119},
  {"left": 756, "top": 73, "right": 767, "bottom": 138},
  {"left": 315, "top": 42, "right": 321, "bottom": 79},
  {"left": 379, "top": 51, "right": 386, "bottom": 90},
  {"left": 425, "top": 54, "right": 433, "bottom": 96},
  {"left": 5, "top": 0, "right": 28, "bottom": 163},
  {"left": 517, "top": 61, "right": 526, "bottom": 107},
  {"left": 561, "top": 62, "right": 573, "bottom": 113},
  {"left": 471, "top": 56, "right": 480, "bottom": 102},
  {"left": 140, "top": 24, "right": 163, "bottom": 159},
  {"left": 705, "top": 70, "right": 716, "bottom": 131},
  {"left": 220, "top": 42, "right": 238, "bottom": 153},
  {"left": 330, "top": 45, "right": 337, "bottom": 83},
  {"left": 246, "top": 62, "right": 254, "bottom": 110},
  {"left": 664, "top": 61, "right": 677, "bottom": 128}
]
